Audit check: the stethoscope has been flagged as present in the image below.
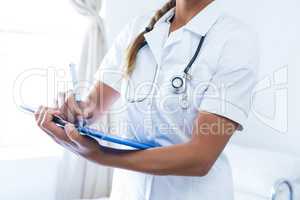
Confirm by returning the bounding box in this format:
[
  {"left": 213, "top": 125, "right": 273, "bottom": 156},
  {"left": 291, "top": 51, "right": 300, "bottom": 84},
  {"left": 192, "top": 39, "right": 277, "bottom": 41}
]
[{"left": 126, "top": 35, "right": 206, "bottom": 109}]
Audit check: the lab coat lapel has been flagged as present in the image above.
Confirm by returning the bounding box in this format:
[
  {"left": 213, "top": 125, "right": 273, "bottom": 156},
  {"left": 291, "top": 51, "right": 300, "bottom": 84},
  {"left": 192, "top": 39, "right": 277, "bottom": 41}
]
[
  {"left": 144, "top": 24, "right": 169, "bottom": 66},
  {"left": 163, "top": 29, "right": 183, "bottom": 49}
]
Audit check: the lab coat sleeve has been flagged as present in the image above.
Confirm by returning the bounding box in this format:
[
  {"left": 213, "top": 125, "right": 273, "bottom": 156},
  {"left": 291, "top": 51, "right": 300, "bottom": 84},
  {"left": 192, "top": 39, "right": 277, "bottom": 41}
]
[
  {"left": 198, "top": 28, "right": 259, "bottom": 131},
  {"left": 94, "top": 21, "right": 135, "bottom": 93}
]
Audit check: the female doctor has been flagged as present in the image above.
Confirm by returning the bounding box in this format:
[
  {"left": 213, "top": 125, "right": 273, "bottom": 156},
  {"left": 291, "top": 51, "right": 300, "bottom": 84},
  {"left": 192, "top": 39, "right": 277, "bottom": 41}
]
[{"left": 35, "top": 0, "right": 258, "bottom": 199}]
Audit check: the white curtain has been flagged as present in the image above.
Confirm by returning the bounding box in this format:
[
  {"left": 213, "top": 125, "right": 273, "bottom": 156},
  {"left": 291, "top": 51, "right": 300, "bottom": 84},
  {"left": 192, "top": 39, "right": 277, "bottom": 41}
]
[
  {"left": 72, "top": 0, "right": 107, "bottom": 96},
  {"left": 55, "top": 0, "right": 112, "bottom": 199}
]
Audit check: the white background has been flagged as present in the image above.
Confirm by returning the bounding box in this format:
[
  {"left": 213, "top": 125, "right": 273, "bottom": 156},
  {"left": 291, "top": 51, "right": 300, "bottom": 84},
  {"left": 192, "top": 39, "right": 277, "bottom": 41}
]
[
  {"left": 0, "top": 0, "right": 88, "bottom": 149},
  {"left": 0, "top": 1, "right": 88, "bottom": 199}
]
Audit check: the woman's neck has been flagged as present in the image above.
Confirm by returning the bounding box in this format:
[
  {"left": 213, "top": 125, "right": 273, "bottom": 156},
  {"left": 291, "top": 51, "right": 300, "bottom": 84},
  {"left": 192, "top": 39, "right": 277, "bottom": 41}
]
[{"left": 170, "top": 0, "right": 214, "bottom": 33}]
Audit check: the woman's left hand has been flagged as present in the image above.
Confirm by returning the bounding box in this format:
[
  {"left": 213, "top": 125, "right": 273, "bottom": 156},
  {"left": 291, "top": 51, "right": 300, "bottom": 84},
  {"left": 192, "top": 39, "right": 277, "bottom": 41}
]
[{"left": 34, "top": 106, "right": 103, "bottom": 161}]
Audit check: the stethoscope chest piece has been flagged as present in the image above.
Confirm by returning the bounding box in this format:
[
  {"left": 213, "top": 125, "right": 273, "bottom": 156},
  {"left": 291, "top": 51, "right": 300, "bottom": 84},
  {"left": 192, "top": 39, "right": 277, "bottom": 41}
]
[
  {"left": 171, "top": 74, "right": 190, "bottom": 109},
  {"left": 171, "top": 75, "right": 186, "bottom": 94}
]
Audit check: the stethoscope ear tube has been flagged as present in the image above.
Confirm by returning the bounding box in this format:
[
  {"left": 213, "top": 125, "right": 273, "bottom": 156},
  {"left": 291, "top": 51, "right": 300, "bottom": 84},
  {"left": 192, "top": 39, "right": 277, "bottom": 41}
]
[{"left": 184, "top": 36, "right": 206, "bottom": 74}]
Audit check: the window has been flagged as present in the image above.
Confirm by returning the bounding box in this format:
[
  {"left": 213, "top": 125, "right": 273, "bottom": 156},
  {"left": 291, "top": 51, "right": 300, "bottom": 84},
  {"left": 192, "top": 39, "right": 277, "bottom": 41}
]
[{"left": 0, "top": 0, "right": 88, "bottom": 153}]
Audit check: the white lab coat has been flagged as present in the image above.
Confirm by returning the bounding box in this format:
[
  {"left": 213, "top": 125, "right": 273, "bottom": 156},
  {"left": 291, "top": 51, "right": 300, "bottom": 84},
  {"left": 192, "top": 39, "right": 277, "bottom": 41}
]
[{"left": 95, "top": 1, "right": 259, "bottom": 200}]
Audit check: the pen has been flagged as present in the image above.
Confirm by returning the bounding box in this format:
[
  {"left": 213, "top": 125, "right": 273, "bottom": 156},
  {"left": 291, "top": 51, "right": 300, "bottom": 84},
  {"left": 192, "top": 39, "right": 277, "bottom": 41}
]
[
  {"left": 69, "top": 63, "right": 85, "bottom": 127},
  {"left": 20, "top": 105, "right": 68, "bottom": 128},
  {"left": 69, "top": 63, "right": 81, "bottom": 102}
]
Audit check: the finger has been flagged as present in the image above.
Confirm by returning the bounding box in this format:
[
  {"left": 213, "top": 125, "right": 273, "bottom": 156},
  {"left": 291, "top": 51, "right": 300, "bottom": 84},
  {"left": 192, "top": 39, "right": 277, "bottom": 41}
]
[
  {"left": 62, "top": 106, "right": 76, "bottom": 123},
  {"left": 80, "top": 101, "right": 93, "bottom": 119},
  {"left": 43, "top": 108, "right": 61, "bottom": 124},
  {"left": 82, "top": 109, "right": 90, "bottom": 119},
  {"left": 58, "top": 91, "right": 75, "bottom": 121},
  {"left": 65, "top": 123, "right": 83, "bottom": 146},
  {"left": 34, "top": 108, "right": 78, "bottom": 150},
  {"left": 40, "top": 107, "right": 61, "bottom": 130},
  {"left": 46, "top": 126, "right": 77, "bottom": 151},
  {"left": 37, "top": 107, "right": 48, "bottom": 127},
  {"left": 66, "top": 91, "right": 83, "bottom": 115},
  {"left": 65, "top": 123, "right": 99, "bottom": 150},
  {"left": 40, "top": 108, "right": 63, "bottom": 131},
  {"left": 56, "top": 91, "right": 66, "bottom": 118},
  {"left": 62, "top": 91, "right": 83, "bottom": 123},
  {"left": 41, "top": 109, "right": 74, "bottom": 142},
  {"left": 34, "top": 105, "right": 43, "bottom": 121}
]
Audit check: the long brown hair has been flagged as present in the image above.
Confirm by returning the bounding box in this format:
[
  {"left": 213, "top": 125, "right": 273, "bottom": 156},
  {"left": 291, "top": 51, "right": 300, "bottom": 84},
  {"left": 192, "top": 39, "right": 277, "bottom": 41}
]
[{"left": 124, "top": 0, "right": 176, "bottom": 76}]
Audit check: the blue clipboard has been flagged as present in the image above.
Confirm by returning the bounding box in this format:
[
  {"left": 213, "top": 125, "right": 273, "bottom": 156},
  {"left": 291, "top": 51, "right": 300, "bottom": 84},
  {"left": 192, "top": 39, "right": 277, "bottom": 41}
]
[{"left": 20, "top": 105, "right": 159, "bottom": 150}]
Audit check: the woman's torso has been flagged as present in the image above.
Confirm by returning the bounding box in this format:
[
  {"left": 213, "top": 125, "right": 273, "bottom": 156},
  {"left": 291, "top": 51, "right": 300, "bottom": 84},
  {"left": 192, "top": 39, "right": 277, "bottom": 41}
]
[{"left": 101, "top": 1, "right": 258, "bottom": 199}]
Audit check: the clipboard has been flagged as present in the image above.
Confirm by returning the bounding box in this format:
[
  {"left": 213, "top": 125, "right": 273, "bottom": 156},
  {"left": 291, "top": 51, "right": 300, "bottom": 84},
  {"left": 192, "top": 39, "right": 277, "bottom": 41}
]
[{"left": 20, "top": 105, "right": 158, "bottom": 150}]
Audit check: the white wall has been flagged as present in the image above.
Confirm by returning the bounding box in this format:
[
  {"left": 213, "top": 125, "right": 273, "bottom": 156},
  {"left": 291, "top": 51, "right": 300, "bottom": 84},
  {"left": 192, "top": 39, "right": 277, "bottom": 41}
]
[
  {"left": 218, "top": 0, "right": 300, "bottom": 156},
  {"left": 103, "top": 0, "right": 300, "bottom": 156},
  {"left": 103, "top": 0, "right": 166, "bottom": 45}
]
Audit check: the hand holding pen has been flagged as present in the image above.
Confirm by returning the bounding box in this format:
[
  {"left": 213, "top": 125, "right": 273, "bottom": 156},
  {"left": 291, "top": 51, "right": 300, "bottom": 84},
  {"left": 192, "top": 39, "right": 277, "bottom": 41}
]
[
  {"left": 24, "top": 63, "right": 157, "bottom": 149},
  {"left": 54, "top": 63, "right": 88, "bottom": 127}
]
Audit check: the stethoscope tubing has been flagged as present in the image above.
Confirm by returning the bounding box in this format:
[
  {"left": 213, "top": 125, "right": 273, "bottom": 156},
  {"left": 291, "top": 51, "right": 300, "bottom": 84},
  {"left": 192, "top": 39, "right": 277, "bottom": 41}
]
[{"left": 126, "top": 35, "right": 206, "bottom": 103}]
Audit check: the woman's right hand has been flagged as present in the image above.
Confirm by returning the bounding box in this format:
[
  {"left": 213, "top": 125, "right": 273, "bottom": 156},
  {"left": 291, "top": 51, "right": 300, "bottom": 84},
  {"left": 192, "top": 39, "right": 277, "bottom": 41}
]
[
  {"left": 55, "top": 82, "right": 120, "bottom": 125},
  {"left": 55, "top": 91, "right": 89, "bottom": 124}
]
